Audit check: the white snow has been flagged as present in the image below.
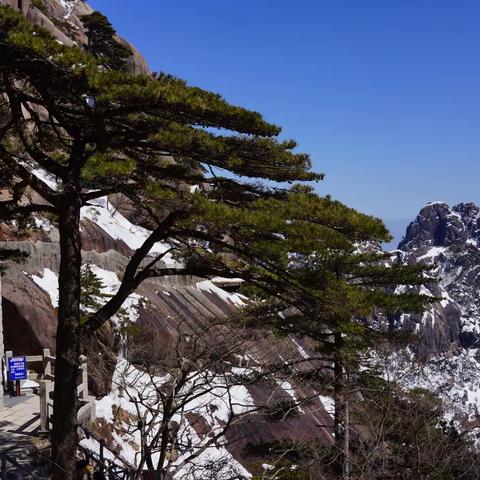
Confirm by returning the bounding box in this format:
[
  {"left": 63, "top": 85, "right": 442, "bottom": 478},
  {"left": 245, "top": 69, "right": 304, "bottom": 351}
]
[
  {"left": 196, "top": 280, "right": 247, "bottom": 307},
  {"left": 419, "top": 285, "right": 434, "bottom": 298},
  {"left": 59, "top": 0, "right": 77, "bottom": 19},
  {"left": 34, "top": 216, "right": 52, "bottom": 232},
  {"left": 276, "top": 379, "right": 305, "bottom": 414},
  {"left": 88, "top": 358, "right": 255, "bottom": 478},
  {"left": 211, "top": 277, "right": 244, "bottom": 284},
  {"left": 31, "top": 268, "right": 59, "bottom": 308},
  {"left": 319, "top": 395, "right": 335, "bottom": 417},
  {"left": 440, "top": 289, "right": 455, "bottom": 308},
  {"left": 81, "top": 197, "right": 178, "bottom": 267},
  {"left": 417, "top": 246, "right": 448, "bottom": 262},
  {"left": 22, "top": 379, "right": 39, "bottom": 389},
  {"left": 29, "top": 264, "right": 143, "bottom": 324},
  {"left": 88, "top": 265, "right": 143, "bottom": 324},
  {"left": 290, "top": 336, "right": 309, "bottom": 360},
  {"left": 32, "top": 168, "right": 59, "bottom": 190}
]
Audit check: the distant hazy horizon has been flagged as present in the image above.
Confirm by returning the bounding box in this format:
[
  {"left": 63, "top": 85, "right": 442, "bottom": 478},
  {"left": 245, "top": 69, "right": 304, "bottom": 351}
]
[{"left": 383, "top": 218, "right": 410, "bottom": 250}]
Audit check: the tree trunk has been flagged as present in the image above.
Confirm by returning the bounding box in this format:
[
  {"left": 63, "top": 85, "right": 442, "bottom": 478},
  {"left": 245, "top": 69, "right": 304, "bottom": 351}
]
[
  {"left": 156, "top": 421, "right": 171, "bottom": 479},
  {"left": 333, "top": 331, "right": 343, "bottom": 454},
  {"left": 333, "top": 329, "right": 350, "bottom": 480},
  {"left": 51, "top": 196, "right": 82, "bottom": 480},
  {"left": 343, "top": 389, "right": 350, "bottom": 480}
]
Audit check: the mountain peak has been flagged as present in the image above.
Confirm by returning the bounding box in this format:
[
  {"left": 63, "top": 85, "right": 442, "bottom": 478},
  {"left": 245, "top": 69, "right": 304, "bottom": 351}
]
[
  {"left": 399, "top": 201, "right": 466, "bottom": 250},
  {"left": 399, "top": 199, "right": 480, "bottom": 250}
]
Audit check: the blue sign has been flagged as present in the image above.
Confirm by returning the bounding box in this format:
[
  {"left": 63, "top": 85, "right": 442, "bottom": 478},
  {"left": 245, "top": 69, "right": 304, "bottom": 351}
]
[{"left": 8, "top": 356, "right": 27, "bottom": 381}]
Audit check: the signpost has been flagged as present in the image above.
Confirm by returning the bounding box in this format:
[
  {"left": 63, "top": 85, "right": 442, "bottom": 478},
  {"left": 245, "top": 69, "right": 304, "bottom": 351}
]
[{"left": 8, "top": 356, "right": 27, "bottom": 396}]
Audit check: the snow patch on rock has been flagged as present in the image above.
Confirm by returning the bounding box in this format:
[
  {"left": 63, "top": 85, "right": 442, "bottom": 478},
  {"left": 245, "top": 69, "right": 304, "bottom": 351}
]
[
  {"left": 81, "top": 197, "right": 178, "bottom": 267},
  {"left": 59, "top": 0, "right": 78, "bottom": 19},
  {"left": 32, "top": 168, "right": 60, "bottom": 190},
  {"left": 31, "top": 268, "right": 59, "bottom": 308},
  {"left": 196, "top": 280, "right": 246, "bottom": 307},
  {"left": 87, "top": 359, "right": 255, "bottom": 478},
  {"left": 319, "top": 395, "right": 335, "bottom": 417}
]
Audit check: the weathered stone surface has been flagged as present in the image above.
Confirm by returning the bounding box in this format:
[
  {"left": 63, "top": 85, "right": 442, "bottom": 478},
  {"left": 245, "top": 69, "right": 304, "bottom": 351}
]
[
  {"left": 0, "top": 0, "right": 150, "bottom": 75},
  {"left": 394, "top": 202, "right": 480, "bottom": 357},
  {"left": 399, "top": 202, "right": 467, "bottom": 250}
]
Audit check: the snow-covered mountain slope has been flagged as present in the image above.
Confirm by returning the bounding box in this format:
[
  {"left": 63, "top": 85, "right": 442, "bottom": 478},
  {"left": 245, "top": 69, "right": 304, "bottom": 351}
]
[
  {"left": 390, "top": 201, "right": 480, "bottom": 421},
  {"left": 398, "top": 202, "right": 480, "bottom": 351}
]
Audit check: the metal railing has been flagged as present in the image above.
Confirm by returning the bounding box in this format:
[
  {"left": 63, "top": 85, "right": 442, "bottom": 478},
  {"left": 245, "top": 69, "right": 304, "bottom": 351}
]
[
  {"left": 0, "top": 453, "right": 44, "bottom": 480},
  {"left": 78, "top": 426, "right": 135, "bottom": 480}
]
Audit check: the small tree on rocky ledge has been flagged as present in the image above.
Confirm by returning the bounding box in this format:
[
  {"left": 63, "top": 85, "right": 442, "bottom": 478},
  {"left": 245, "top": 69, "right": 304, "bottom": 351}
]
[
  {"left": 81, "top": 11, "right": 132, "bottom": 71},
  {"left": 80, "top": 264, "right": 111, "bottom": 324}
]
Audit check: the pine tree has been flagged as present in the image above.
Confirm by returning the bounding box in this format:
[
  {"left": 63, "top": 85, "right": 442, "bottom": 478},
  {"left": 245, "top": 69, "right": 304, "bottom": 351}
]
[
  {"left": 0, "top": 6, "right": 429, "bottom": 478},
  {"left": 242, "top": 207, "right": 431, "bottom": 479},
  {"left": 80, "top": 11, "right": 132, "bottom": 70},
  {"left": 80, "top": 264, "right": 110, "bottom": 323},
  {"left": 0, "top": 7, "right": 320, "bottom": 477}
]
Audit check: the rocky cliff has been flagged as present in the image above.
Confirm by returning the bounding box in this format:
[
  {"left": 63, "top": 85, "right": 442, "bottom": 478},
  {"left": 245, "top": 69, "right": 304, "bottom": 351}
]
[
  {"left": 397, "top": 201, "right": 480, "bottom": 352},
  {"left": 388, "top": 201, "right": 480, "bottom": 424},
  {"left": 0, "top": 0, "right": 149, "bottom": 75},
  {"left": 0, "top": 193, "right": 335, "bottom": 478}
]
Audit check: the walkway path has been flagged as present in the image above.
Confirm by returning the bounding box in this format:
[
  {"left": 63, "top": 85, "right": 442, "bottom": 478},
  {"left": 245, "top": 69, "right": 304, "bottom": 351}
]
[
  {"left": 0, "top": 394, "right": 41, "bottom": 439},
  {"left": 0, "top": 394, "right": 51, "bottom": 479}
]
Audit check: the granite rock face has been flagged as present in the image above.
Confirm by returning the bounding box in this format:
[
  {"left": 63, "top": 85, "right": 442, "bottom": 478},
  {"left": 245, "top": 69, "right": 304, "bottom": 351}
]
[
  {"left": 0, "top": 204, "right": 334, "bottom": 478},
  {"left": 396, "top": 201, "right": 480, "bottom": 353},
  {"left": 399, "top": 201, "right": 480, "bottom": 250},
  {"left": 384, "top": 202, "right": 480, "bottom": 421},
  {"left": 0, "top": 0, "right": 150, "bottom": 75}
]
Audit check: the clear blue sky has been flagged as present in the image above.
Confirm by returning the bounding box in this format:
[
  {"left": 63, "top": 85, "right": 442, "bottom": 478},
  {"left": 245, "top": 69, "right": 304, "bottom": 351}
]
[{"left": 90, "top": 0, "right": 480, "bottom": 243}]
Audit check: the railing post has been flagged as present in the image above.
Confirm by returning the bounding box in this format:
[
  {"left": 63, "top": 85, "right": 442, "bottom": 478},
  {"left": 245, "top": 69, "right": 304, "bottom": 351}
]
[
  {"left": 38, "top": 379, "right": 51, "bottom": 435},
  {"left": 79, "top": 355, "right": 88, "bottom": 402},
  {"left": 5, "top": 351, "right": 12, "bottom": 394},
  {"left": 1, "top": 454, "right": 6, "bottom": 480},
  {"left": 39, "top": 348, "right": 53, "bottom": 434},
  {"left": 78, "top": 354, "right": 95, "bottom": 425},
  {"left": 42, "top": 348, "right": 51, "bottom": 378}
]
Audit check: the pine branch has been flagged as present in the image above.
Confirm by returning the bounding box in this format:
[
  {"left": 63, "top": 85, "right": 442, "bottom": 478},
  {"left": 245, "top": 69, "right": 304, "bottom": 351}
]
[
  {"left": 0, "top": 200, "right": 56, "bottom": 219},
  {"left": 0, "top": 145, "right": 59, "bottom": 204},
  {"left": 82, "top": 210, "right": 184, "bottom": 332},
  {"left": 2, "top": 73, "right": 67, "bottom": 179}
]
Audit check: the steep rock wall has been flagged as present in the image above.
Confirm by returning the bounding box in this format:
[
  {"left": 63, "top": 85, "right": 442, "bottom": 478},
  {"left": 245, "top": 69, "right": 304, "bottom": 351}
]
[{"left": 0, "top": 0, "right": 150, "bottom": 75}]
